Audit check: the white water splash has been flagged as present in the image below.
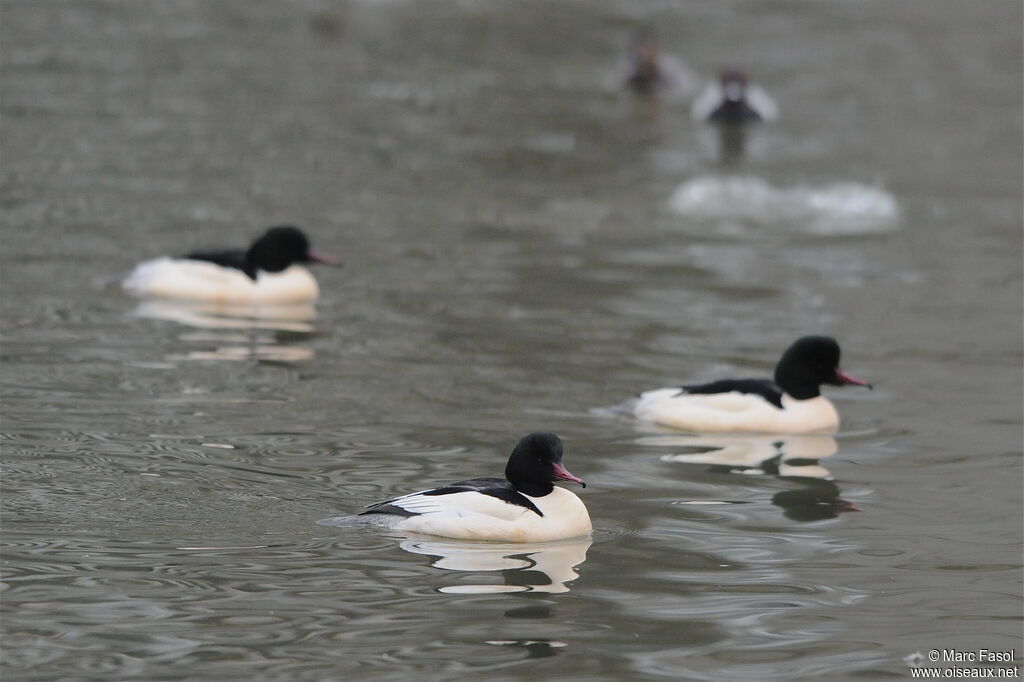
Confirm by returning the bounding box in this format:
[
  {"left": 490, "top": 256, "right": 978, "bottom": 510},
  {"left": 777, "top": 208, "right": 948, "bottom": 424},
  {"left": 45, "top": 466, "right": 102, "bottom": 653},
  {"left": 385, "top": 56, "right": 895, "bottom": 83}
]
[{"left": 668, "top": 176, "right": 900, "bottom": 235}]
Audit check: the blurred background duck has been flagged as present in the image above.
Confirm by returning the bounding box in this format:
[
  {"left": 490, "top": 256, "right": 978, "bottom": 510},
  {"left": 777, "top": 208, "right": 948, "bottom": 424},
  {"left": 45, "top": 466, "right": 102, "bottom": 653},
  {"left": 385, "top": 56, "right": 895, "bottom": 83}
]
[
  {"left": 122, "top": 225, "right": 337, "bottom": 304},
  {"left": 691, "top": 68, "right": 778, "bottom": 122},
  {"left": 622, "top": 34, "right": 697, "bottom": 97}
]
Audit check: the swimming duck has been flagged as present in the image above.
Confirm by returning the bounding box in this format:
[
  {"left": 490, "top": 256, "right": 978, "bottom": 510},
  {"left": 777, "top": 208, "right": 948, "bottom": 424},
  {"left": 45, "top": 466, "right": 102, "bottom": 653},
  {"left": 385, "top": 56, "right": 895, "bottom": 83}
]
[
  {"left": 625, "top": 38, "right": 667, "bottom": 94},
  {"left": 621, "top": 35, "right": 697, "bottom": 97},
  {"left": 691, "top": 69, "right": 778, "bottom": 123},
  {"left": 320, "top": 432, "right": 592, "bottom": 542},
  {"left": 633, "top": 336, "right": 870, "bottom": 434},
  {"left": 122, "top": 225, "right": 336, "bottom": 304}
]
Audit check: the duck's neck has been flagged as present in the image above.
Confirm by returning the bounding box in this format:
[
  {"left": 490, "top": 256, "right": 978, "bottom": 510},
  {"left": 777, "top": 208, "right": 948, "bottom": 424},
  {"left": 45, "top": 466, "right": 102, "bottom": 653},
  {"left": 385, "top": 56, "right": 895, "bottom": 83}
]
[
  {"left": 782, "top": 382, "right": 822, "bottom": 400},
  {"left": 775, "top": 366, "right": 823, "bottom": 401},
  {"left": 511, "top": 478, "right": 553, "bottom": 497}
]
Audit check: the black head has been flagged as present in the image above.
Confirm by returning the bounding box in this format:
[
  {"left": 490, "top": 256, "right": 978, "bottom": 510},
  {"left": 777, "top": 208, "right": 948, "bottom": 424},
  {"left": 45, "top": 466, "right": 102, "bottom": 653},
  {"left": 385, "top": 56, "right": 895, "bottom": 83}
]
[
  {"left": 505, "top": 432, "right": 586, "bottom": 497},
  {"left": 773, "top": 336, "right": 871, "bottom": 400},
  {"left": 245, "top": 225, "right": 336, "bottom": 274}
]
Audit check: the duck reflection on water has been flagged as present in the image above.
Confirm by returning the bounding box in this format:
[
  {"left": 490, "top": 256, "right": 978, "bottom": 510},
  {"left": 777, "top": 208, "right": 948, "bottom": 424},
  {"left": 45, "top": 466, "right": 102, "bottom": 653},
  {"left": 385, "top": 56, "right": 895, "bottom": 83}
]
[
  {"left": 647, "top": 433, "right": 860, "bottom": 521},
  {"left": 133, "top": 299, "right": 316, "bottom": 332},
  {"left": 656, "top": 433, "right": 838, "bottom": 478},
  {"left": 132, "top": 299, "right": 318, "bottom": 362},
  {"left": 395, "top": 535, "right": 592, "bottom": 595},
  {"left": 484, "top": 639, "right": 567, "bottom": 659}
]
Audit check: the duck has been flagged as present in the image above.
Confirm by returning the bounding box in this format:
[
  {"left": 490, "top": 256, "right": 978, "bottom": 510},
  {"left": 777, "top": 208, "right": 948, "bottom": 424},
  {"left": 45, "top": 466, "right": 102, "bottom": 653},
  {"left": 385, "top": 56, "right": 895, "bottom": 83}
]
[
  {"left": 621, "top": 35, "right": 697, "bottom": 97},
  {"left": 691, "top": 68, "right": 778, "bottom": 123},
  {"left": 122, "top": 225, "right": 337, "bottom": 304},
  {"left": 319, "top": 432, "right": 592, "bottom": 542},
  {"left": 632, "top": 336, "right": 870, "bottom": 434},
  {"left": 625, "top": 37, "right": 667, "bottom": 94}
]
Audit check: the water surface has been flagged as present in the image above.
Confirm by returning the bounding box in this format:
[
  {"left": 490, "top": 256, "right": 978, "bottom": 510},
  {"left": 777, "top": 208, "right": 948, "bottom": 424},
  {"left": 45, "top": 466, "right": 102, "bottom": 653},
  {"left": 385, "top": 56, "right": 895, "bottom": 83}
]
[{"left": 2, "top": 1, "right": 1022, "bottom": 679}]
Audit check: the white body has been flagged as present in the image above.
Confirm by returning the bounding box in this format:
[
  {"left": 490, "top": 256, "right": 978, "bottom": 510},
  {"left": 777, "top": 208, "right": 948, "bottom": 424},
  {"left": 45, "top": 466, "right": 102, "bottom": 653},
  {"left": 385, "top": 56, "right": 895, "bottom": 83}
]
[
  {"left": 329, "top": 486, "right": 592, "bottom": 543},
  {"left": 122, "top": 257, "right": 320, "bottom": 304},
  {"left": 633, "top": 387, "right": 840, "bottom": 434}
]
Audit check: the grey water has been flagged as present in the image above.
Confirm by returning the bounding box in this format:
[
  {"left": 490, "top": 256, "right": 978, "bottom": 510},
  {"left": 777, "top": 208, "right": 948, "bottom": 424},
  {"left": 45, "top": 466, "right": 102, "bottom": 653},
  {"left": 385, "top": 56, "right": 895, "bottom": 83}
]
[{"left": 2, "top": 1, "right": 1022, "bottom": 679}]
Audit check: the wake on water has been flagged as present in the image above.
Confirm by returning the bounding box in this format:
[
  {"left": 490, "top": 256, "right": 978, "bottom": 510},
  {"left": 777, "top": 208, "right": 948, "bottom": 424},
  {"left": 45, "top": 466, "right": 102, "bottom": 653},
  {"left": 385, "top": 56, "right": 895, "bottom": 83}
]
[{"left": 668, "top": 176, "right": 900, "bottom": 236}]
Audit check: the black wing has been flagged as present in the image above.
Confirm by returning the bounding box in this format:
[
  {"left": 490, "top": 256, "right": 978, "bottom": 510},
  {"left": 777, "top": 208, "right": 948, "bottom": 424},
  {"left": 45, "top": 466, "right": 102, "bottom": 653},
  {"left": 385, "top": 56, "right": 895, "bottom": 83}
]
[
  {"left": 680, "top": 378, "right": 784, "bottom": 409},
  {"left": 360, "top": 477, "right": 543, "bottom": 518},
  {"left": 422, "top": 477, "right": 543, "bottom": 517},
  {"left": 707, "top": 101, "right": 763, "bottom": 123},
  {"left": 423, "top": 476, "right": 509, "bottom": 493},
  {"left": 183, "top": 248, "right": 258, "bottom": 280},
  {"left": 356, "top": 502, "right": 419, "bottom": 518}
]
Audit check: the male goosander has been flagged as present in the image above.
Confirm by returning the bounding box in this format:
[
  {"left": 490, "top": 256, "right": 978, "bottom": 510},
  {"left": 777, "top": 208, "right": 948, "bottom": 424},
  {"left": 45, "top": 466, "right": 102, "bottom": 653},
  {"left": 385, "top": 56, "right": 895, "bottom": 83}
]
[
  {"left": 122, "top": 225, "right": 337, "bottom": 304},
  {"left": 691, "top": 69, "right": 778, "bottom": 123},
  {"left": 320, "top": 432, "right": 592, "bottom": 542},
  {"left": 633, "top": 336, "right": 870, "bottom": 434}
]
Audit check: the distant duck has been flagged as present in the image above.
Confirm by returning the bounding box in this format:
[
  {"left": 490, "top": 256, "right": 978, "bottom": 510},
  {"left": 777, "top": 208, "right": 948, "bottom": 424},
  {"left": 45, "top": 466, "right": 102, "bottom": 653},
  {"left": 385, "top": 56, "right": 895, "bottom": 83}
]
[
  {"left": 320, "top": 432, "right": 592, "bottom": 542},
  {"left": 691, "top": 69, "right": 778, "bottom": 123},
  {"left": 122, "top": 225, "right": 337, "bottom": 304},
  {"left": 633, "top": 336, "right": 870, "bottom": 434},
  {"left": 622, "top": 36, "right": 697, "bottom": 96},
  {"left": 625, "top": 38, "right": 667, "bottom": 94}
]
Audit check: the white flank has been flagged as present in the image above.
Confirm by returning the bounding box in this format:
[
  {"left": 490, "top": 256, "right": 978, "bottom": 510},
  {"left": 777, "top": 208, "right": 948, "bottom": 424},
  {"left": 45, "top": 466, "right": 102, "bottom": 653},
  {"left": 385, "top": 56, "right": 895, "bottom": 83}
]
[
  {"left": 123, "top": 258, "right": 319, "bottom": 304},
  {"left": 352, "top": 487, "right": 592, "bottom": 542},
  {"left": 634, "top": 388, "right": 840, "bottom": 435}
]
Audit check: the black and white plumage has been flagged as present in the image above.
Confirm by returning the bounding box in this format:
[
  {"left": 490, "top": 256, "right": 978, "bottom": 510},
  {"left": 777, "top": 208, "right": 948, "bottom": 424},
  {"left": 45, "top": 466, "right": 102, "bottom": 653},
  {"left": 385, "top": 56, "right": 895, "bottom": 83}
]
[
  {"left": 680, "top": 378, "right": 784, "bottom": 409},
  {"left": 633, "top": 336, "right": 871, "bottom": 434},
  {"left": 122, "top": 226, "right": 337, "bottom": 303},
  {"left": 319, "top": 432, "right": 592, "bottom": 542},
  {"left": 691, "top": 69, "right": 778, "bottom": 123}
]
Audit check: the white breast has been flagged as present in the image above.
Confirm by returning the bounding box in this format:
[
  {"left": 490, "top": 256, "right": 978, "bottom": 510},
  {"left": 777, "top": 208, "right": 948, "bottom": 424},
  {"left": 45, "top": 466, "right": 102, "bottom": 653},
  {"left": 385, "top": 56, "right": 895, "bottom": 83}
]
[
  {"left": 634, "top": 387, "right": 839, "bottom": 434},
  {"left": 122, "top": 258, "right": 320, "bottom": 304},
  {"left": 378, "top": 487, "right": 592, "bottom": 542}
]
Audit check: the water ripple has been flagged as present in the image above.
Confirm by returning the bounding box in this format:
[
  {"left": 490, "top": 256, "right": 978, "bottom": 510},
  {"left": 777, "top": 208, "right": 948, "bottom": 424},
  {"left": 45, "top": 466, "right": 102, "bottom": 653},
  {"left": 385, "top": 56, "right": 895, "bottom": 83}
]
[{"left": 668, "top": 175, "right": 900, "bottom": 235}]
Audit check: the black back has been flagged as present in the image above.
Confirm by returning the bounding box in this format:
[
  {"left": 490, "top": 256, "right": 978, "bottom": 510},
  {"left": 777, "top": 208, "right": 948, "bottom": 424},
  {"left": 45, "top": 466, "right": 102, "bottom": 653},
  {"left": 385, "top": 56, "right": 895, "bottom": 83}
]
[
  {"left": 183, "top": 248, "right": 249, "bottom": 273},
  {"left": 358, "top": 432, "right": 570, "bottom": 520},
  {"left": 359, "top": 477, "right": 544, "bottom": 518},
  {"left": 708, "top": 100, "right": 763, "bottom": 123},
  {"left": 681, "top": 378, "right": 784, "bottom": 409},
  {"left": 422, "top": 477, "right": 544, "bottom": 517},
  {"left": 183, "top": 225, "right": 313, "bottom": 281}
]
